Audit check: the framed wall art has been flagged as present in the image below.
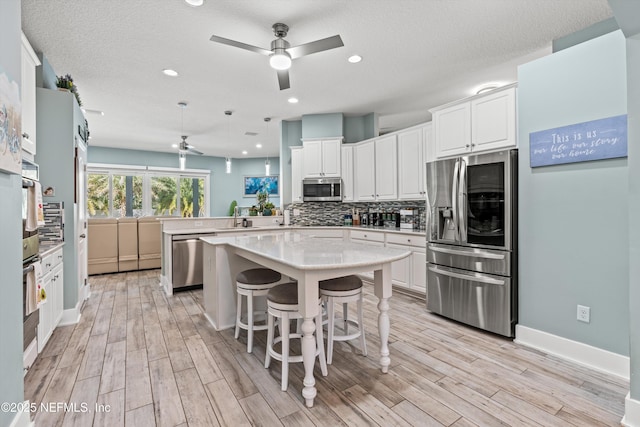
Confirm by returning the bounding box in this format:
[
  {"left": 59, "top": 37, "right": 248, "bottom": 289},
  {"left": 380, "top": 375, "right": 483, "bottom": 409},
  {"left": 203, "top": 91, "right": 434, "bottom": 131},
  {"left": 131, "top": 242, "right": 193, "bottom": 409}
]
[{"left": 243, "top": 175, "right": 279, "bottom": 197}]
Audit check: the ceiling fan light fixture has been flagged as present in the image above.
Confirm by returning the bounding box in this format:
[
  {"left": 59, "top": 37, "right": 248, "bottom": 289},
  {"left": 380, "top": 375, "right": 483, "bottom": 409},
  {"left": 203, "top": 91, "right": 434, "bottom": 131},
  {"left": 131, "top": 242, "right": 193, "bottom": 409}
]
[
  {"left": 265, "top": 159, "right": 271, "bottom": 176},
  {"left": 269, "top": 50, "right": 292, "bottom": 70},
  {"left": 179, "top": 151, "right": 187, "bottom": 170},
  {"left": 225, "top": 157, "right": 232, "bottom": 174}
]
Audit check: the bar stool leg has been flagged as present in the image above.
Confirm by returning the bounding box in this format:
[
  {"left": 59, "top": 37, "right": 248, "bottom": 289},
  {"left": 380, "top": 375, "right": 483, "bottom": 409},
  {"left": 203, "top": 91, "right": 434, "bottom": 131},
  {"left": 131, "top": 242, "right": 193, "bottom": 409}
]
[
  {"left": 343, "top": 302, "right": 349, "bottom": 335},
  {"left": 326, "top": 297, "right": 335, "bottom": 365},
  {"left": 247, "top": 292, "right": 254, "bottom": 353},
  {"left": 281, "top": 311, "right": 290, "bottom": 391},
  {"left": 265, "top": 312, "right": 274, "bottom": 368},
  {"left": 315, "top": 313, "right": 328, "bottom": 376},
  {"left": 358, "top": 294, "right": 367, "bottom": 356},
  {"left": 235, "top": 293, "right": 242, "bottom": 339}
]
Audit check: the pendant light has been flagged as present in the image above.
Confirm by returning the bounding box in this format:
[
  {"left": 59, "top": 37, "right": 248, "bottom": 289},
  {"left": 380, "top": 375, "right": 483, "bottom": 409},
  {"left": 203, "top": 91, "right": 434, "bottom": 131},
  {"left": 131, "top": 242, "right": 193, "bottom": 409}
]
[
  {"left": 225, "top": 110, "right": 232, "bottom": 174},
  {"left": 264, "top": 117, "right": 271, "bottom": 176}
]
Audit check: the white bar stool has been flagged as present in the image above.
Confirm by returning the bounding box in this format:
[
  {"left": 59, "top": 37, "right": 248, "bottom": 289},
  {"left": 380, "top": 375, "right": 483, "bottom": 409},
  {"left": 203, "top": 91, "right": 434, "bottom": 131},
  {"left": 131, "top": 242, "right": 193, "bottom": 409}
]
[
  {"left": 319, "top": 275, "right": 367, "bottom": 364},
  {"left": 264, "top": 282, "right": 328, "bottom": 391},
  {"left": 235, "top": 268, "right": 282, "bottom": 353}
]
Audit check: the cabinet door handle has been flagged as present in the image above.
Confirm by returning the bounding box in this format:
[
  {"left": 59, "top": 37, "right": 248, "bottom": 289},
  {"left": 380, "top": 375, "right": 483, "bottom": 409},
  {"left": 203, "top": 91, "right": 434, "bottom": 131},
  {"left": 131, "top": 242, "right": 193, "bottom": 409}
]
[
  {"left": 80, "top": 234, "right": 86, "bottom": 239},
  {"left": 465, "top": 144, "right": 470, "bottom": 148},
  {"left": 22, "top": 132, "right": 29, "bottom": 139}
]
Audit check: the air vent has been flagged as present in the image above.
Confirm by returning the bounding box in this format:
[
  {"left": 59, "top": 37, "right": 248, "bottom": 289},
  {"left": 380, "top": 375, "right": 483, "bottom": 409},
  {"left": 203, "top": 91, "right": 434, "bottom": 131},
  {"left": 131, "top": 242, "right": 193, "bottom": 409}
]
[{"left": 244, "top": 131, "right": 258, "bottom": 136}]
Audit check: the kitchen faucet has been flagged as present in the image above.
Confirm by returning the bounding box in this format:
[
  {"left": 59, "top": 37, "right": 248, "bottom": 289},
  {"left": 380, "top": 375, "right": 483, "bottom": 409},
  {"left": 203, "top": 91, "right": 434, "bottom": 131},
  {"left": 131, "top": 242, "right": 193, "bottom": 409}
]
[{"left": 234, "top": 206, "right": 243, "bottom": 227}]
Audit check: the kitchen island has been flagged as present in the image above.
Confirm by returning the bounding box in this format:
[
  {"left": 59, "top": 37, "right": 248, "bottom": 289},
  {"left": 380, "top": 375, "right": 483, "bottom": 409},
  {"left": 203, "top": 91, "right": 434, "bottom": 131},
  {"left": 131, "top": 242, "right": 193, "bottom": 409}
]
[{"left": 201, "top": 231, "right": 411, "bottom": 407}]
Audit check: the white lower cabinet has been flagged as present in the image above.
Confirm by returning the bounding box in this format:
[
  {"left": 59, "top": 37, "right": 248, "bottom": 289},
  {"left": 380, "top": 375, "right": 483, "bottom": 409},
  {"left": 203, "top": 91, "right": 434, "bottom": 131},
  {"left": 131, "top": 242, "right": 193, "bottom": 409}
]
[
  {"left": 386, "top": 233, "right": 426, "bottom": 293},
  {"left": 349, "top": 230, "right": 426, "bottom": 293},
  {"left": 38, "top": 247, "right": 64, "bottom": 353},
  {"left": 350, "top": 230, "right": 384, "bottom": 280}
]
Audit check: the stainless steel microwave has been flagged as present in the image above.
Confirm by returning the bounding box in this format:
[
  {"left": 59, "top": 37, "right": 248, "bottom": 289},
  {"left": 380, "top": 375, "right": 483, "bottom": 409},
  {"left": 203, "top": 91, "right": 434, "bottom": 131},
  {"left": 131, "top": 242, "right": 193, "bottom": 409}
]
[{"left": 302, "top": 177, "right": 342, "bottom": 201}]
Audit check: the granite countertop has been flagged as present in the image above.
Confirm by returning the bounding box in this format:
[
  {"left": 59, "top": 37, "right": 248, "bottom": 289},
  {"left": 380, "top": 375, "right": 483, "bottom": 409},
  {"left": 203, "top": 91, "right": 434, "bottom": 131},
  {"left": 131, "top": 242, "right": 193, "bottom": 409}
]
[
  {"left": 163, "top": 225, "right": 426, "bottom": 236},
  {"left": 39, "top": 241, "right": 64, "bottom": 257},
  {"left": 200, "top": 232, "right": 411, "bottom": 270}
]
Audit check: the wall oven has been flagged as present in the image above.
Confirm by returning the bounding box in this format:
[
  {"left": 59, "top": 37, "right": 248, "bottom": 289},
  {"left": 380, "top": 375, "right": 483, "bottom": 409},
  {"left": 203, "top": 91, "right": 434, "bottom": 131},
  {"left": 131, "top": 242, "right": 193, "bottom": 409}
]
[
  {"left": 302, "top": 177, "right": 342, "bottom": 201},
  {"left": 22, "top": 159, "right": 41, "bottom": 369},
  {"left": 426, "top": 149, "right": 518, "bottom": 337}
]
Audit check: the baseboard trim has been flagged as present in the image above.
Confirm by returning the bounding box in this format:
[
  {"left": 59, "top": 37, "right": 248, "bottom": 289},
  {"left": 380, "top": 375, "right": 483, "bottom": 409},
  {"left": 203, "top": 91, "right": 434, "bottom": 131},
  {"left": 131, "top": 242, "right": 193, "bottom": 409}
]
[
  {"left": 514, "top": 325, "right": 629, "bottom": 380},
  {"left": 58, "top": 302, "right": 82, "bottom": 326},
  {"left": 623, "top": 393, "right": 640, "bottom": 426},
  {"left": 8, "top": 401, "right": 33, "bottom": 427}
]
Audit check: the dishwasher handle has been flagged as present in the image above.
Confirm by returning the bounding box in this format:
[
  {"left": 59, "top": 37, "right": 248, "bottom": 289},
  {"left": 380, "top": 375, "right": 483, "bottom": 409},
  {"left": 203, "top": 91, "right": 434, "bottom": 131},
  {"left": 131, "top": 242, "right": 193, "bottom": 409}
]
[{"left": 172, "top": 233, "right": 217, "bottom": 241}]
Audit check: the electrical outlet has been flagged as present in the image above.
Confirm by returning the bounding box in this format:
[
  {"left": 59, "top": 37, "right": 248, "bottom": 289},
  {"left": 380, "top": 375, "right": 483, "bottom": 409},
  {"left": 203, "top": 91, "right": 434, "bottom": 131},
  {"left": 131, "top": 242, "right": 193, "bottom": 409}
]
[
  {"left": 577, "top": 305, "right": 590, "bottom": 323},
  {"left": 194, "top": 221, "right": 203, "bottom": 227}
]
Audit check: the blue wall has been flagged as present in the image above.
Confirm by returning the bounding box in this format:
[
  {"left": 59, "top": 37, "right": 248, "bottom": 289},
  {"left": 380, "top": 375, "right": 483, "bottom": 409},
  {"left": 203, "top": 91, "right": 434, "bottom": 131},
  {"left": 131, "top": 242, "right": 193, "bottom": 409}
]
[
  {"left": 344, "top": 113, "right": 378, "bottom": 143},
  {"left": 0, "top": 0, "right": 26, "bottom": 423},
  {"left": 88, "top": 146, "right": 280, "bottom": 216},
  {"left": 517, "top": 30, "right": 629, "bottom": 355},
  {"left": 301, "top": 113, "right": 343, "bottom": 139}
]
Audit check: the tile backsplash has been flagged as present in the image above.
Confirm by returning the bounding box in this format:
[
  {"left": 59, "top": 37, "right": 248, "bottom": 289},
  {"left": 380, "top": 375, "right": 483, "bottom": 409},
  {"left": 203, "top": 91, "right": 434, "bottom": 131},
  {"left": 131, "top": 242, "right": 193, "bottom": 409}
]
[{"left": 287, "top": 200, "right": 426, "bottom": 228}]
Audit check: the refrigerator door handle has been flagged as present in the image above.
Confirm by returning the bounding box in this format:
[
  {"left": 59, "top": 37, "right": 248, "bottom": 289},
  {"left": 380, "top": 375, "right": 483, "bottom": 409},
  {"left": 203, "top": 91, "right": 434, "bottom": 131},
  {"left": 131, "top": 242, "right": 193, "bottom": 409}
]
[
  {"left": 452, "top": 158, "right": 460, "bottom": 241},
  {"left": 428, "top": 265, "right": 505, "bottom": 286},
  {"left": 458, "top": 158, "right": 467, "bottom": 243},
  {"left": 429, "top": 245, "right": 505, "bottom": 260}
]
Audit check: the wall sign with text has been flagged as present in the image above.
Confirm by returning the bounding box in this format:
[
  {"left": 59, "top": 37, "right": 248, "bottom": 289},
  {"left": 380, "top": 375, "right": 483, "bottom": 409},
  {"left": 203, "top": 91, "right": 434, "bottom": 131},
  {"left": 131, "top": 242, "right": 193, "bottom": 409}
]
[{"left": 529, "top": 115, "right": 627, "bottom": 167}]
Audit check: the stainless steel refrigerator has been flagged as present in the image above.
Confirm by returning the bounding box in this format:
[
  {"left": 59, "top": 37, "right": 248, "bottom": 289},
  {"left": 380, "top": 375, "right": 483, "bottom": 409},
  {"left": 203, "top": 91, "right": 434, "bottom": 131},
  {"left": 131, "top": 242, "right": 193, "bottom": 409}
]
[{"left": 425, "top": 149, "right": 517, "bottom": 337}]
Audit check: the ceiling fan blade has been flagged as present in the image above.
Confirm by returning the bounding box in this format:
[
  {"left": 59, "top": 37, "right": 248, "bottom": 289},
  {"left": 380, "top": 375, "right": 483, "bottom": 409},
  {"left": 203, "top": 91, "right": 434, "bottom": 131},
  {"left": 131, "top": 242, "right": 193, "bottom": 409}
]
[
  {"left": 286, "top": 35, "right": 344, "bottom": 59},
  {"left": 186, "top": 146, "right": 203, "bottom": 155},
  {"left": 277, "top": 69, "right": 290, "bottom": 90},
  {"left": 209, "top": 35, "right": 272, "bottom": 56}
]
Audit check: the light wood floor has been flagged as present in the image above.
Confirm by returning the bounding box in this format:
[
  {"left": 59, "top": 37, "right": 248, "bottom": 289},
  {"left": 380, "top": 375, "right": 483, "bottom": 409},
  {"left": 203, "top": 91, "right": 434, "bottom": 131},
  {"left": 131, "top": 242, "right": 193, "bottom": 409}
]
[{"left": 24, "top": 269, "right": 628, "bottom": 427}]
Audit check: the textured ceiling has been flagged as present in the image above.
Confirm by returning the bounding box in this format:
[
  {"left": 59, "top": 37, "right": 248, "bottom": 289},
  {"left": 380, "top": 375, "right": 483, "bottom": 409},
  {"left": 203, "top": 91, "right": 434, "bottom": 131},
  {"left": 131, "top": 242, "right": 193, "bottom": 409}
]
[{"left": 21, "top": 1, "right": 612, "bottom": 159}]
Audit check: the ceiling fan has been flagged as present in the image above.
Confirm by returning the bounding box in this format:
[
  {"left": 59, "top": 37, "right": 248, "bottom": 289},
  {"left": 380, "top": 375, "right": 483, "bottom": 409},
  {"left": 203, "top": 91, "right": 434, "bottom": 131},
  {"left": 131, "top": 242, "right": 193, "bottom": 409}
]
[
  {"left": 178, "top": 134, "right": 202, "bottom": 156},
  {"left": 210, "top": 23, "right": 344, "bottom": 90},
  {"left": 175, "top": 102, "right": 202, "bottom": 170}
]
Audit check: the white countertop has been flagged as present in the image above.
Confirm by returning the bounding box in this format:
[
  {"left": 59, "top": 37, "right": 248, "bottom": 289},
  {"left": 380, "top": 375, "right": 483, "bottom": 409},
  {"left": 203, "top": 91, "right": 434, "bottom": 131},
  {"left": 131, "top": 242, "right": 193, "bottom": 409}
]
[
  {"left": 39, "top": 242, "right": 64, "bottom": 257},
  {"left": 200, "top": 232, "right": 411, "bottom": 270},
  {"left": 164, "top": 225, "right": 425, "bottom": 236}
]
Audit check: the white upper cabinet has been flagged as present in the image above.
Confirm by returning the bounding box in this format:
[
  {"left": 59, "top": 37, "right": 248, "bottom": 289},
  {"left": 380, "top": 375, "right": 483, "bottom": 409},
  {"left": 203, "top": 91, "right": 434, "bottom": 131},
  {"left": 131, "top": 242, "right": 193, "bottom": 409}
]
[
  {"left": 290, "top": 146, "right": 303, "bottom": 203},
  {"left": 302, "top": 138, "right": 342, "bottom": 177},
  {"left": 374, "top": 134, "right": 397, "bottom": 200},
  {"left": 354, "top": 140, "right": 376, "bottom": 201},
  {"left": 471, "top": 87, "right": 516, "bottom": 152},
  {"left": 432, "top": 102, "right": 471, "bottom": 158},
  {"left": 21, "top": 33, "right": 41, "bottom": 157},
  {"left": 431, "top": 84, "right": 517, "bottom": 159},
  {"left": 341, "top": 144, "right": 354, "bottom": 202},
  {"left": 353, "top": 135, "right": 398, "bottom": 201},
  {"left": 398, "top": 123, "right": 432, "bottom": 200}
]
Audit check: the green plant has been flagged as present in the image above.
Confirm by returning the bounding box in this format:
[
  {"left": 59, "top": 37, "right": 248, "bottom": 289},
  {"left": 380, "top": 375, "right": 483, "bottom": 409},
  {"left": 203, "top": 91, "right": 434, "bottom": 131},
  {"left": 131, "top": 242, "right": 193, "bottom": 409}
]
[
  {"left": 56, "top": 74, "right": 82, "bottom": 106},
  {"left": 264, "top": 202, "right": 275, "bottom": 210},
  {"left": 256, "top": 190, "right": 268, "bottom": 212},
  {"left": 228, "top": 200, "right": 238, "bottom": 216}
]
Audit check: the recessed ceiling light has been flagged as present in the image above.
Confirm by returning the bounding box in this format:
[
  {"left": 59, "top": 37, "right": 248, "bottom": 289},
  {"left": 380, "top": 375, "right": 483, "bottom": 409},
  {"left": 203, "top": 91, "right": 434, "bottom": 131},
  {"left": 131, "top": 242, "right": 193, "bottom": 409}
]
[
  {"left": 242, "top": 150, "right": 248, "bottom": 155},
  {"left": 184, "top": 0, "right": 203, "bottom": 6},
  {"left": 163, "top": 69, "right": 179, "bottom": 77},
  {"left": 288, "top": 97, "right": 299, "bottom": 104},
  {"left": 348, "top": 55, "right": 362, "bottom": 63},
  {"left": 256, "top": 144, "right": 262, "bottom": 148},
  {"left": 171, "top": 143, "right": 178, "bottom": 148}
]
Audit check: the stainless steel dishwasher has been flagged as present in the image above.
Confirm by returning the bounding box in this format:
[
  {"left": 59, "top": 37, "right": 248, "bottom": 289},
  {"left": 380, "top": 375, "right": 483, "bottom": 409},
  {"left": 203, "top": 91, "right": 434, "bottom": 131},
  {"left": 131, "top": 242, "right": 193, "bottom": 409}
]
[{"left": 172, "top": 234, "right": 216, "bottom": 291}]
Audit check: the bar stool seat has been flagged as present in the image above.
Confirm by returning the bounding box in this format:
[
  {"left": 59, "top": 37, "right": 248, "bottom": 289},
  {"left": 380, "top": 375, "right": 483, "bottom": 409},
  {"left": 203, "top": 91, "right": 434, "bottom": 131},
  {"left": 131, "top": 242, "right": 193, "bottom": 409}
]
[
  {"left": 264, "top": 282, "right": 328, "bottom": 391},
  {"left": 235, "top": 268, "right": 282, "bottom": 353},
  {"left": 320, "top": 275, "right": 367, "bottom": 364}
]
